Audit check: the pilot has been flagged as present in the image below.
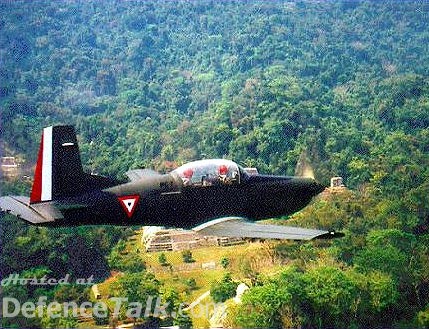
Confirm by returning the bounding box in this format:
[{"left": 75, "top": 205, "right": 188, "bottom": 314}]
[
  {"left": 231, "top": 170, "right": 239, "bottom": 183},
  {"left": 182, "top": 168, "right": 194, "bottom": 186},
  {"left": 218, "top": 164, "right": 229, "bottom": 184},
  {"left": 202, "top": 175, "right": 212, "bottom": 186},
  {"left": 202, "top": 169, "right": 219, "bottom": 186}
]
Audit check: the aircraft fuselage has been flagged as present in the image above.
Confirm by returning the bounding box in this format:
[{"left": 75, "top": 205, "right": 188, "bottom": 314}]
[{"left": 50, "top": 171, "right": 324, "bottom": 227}]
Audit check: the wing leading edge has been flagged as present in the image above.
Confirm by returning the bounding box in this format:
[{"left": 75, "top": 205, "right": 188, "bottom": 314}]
[{"left": 193, "top": 217, "right": 342, "bottom": 240}]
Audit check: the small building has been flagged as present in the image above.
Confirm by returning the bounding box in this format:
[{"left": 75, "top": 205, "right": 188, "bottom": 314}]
[
  {"left": 201, "top": 261, "right": 216, "bottom": 270},
  {"left": 330, "top": 176, "right": 344, "bottom": 188},
  {"left": 319, "top": 176, "right": 347, "bottom": 198},
  {"left": 142, "top": 226, "right": 245, "bottom": 252},
  {"left": 1, "top": 157, "right": 19, "bottom": 178}
]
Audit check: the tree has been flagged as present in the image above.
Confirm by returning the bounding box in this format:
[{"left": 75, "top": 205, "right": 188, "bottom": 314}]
[
  {"left": 185, "top": 278, "right": 197, "bottom": 295},
  {"left": 110, "top": 272, "right": 161, "bottom": 325},
  {"left": 185, "top": 278, "right": 197, "bottom": 292},
  {"left": 38, "top": 307, "right": 79, "bottom": 329},
  {"left": 417, "top": 306, "right": 429, "bottom": 328},
  {"left": 302, "top": 266, "right": 358, "bottom": 328},
  {"left": 210, "top": 273, "right": 239, "bottom": 303},
  {"left": 163, "top": 288, "right": 180, "bottom": 316},
  {"left": 158, "top": 253, "right": 168, "bottom": 266},
  {"left": 366, "top": 271, "right": 399, "bottom": 313},
  {"left": 161, "top": 287, "right": 192, "bottom": 328},
  {"left": 173, "top": 310, "right": 193, "bottom": 329},
  {"left": 181, "top": 250, "right": 195, "bottom": 263},
  {"left": 354, "top": 230, "right": 414, "bottom": 285},
  {"left": 237, "top": 282, "right": 294, "bottom": 328},
  {"left": 220, "top": 256, "right": 230, "bottom": 269},
  {"left": 108, "top": 248, "right": 146, "bottom": 273},
  {"left": 93, "top": 307, "right": 110, "bottom": 326},
  {"left": 355, "top": 244, "right": 407, "bottom": 280}
]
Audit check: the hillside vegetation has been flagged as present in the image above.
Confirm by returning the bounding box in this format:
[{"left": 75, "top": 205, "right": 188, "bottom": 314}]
[{"left": 1, "top": 1, "right": 429, "bottom": 328}]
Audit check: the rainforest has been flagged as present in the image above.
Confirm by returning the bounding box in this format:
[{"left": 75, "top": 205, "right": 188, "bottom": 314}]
[{"left": 1, "top": 1, "right": 429, "bottom": 328}]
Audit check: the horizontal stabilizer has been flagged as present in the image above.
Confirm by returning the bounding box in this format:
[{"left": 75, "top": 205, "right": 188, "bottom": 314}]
[
  {"left": 0, "top": 196, "right": 59, "bottom": 224},
  {"left": 193, "top": 217, "right": 341, "bottom": 240},
  {"left": 126, "top": 169, "right": 161, "bottom": 181}
]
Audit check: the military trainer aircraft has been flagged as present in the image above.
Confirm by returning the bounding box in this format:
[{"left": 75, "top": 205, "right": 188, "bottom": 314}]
[{"left": 0, "top": 125, "right": 342, "bottom": 240}]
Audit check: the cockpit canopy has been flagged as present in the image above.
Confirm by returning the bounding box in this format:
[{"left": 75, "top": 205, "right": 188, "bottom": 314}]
[{"left": 172, "top": 159, "right": 242, "bottom": 187}]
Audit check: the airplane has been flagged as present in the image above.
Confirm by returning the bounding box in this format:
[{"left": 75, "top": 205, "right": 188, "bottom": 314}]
[{"left": 0, "top": 125, "right": 343, "bottom": 240}]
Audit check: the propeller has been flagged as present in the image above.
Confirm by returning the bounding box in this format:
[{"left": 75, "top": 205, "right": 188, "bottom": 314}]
[{"left": 294, "top": 150, "right": 315, "bottom": 179}]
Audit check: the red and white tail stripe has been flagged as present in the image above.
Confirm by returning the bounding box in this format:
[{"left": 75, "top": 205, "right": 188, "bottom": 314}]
[{"left": 30, "top": 126, "right": 53, "bottom": 203}]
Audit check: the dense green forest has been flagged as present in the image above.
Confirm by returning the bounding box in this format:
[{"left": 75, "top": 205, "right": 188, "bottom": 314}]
[{"left": 1, "top": 0, "right": 429, "bottom": 328}]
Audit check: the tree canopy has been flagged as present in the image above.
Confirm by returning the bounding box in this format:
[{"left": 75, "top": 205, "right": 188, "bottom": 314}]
[{"left": 1, "top": 1, "right": 429, "bottom": 328}]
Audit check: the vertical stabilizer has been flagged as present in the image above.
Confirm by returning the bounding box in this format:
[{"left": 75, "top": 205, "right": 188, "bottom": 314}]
[{"left": 30, "top": 126, "right": 84, "bottom": 203}]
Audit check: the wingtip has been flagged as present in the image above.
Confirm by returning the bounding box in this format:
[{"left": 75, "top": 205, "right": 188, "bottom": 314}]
[{"left": 316, "top": 231, "right": 345, "bottom": 239}]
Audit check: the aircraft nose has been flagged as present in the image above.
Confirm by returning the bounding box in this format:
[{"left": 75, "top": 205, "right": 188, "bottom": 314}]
[
  {"left": 291, "top": 177, "right": 325, "bottom": 196},
  {"left": 311, "top": 180, "right": 326, "bottom": 195}
]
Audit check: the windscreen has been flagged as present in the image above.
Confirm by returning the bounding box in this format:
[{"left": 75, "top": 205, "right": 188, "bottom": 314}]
[{"left": 172, "top": 159, "right": 240, "bottom": 187}]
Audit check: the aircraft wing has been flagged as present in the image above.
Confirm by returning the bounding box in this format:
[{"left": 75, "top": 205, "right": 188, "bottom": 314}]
[
  {"left": 0, "top": 196, "right": 58, "bottom": 224},
  {"left": 192, "top": 217, "right": 341, "bottom": 240}
]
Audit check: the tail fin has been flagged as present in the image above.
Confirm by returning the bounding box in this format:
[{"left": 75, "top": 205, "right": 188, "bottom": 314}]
[{"left": 30, "top": 125, "right": 85, "bottom": 203}]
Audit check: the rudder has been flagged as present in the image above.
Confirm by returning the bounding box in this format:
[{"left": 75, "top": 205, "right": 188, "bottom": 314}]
[{"left": 30, "top": 125, "right": 85, "bottom": 203}]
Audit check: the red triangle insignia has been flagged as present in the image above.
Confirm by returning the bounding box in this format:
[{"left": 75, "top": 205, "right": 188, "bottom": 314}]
[{"left": 118, "top": 195, "right": 140, "bottom": 218}]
